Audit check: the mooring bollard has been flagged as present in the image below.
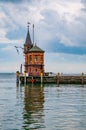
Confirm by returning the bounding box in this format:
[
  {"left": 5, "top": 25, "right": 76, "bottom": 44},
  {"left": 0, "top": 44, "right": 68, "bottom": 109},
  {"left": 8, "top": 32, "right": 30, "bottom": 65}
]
[
  {"left": 81, "top": 72, "right": 84, "bottom": 85},
  {"left": 57, "top": 72, "right": 60, "bottom": 85},
  {"left": 31, "top": 77, "right": 34, "bottom": 84},
  {"left": 41, "top": 72, "right": 43, "bottom": 84},
  {"left": 20, "top": 64, "right": 22, "bottom": 74},
  {"left": 24, "top": 71, "right": 26, "bottom": 84},
  {"left": 16, "top": 71, "right": 20, "bottom": 83}
]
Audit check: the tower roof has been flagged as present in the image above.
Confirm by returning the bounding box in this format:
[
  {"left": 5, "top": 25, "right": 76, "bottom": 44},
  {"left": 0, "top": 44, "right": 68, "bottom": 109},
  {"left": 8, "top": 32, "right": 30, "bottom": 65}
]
[
  {"left": 29, "top": 45, "right": 44, "bottom": 53},
  {"left": 24, "top": 26, "right": 32, "bottom": 46}
]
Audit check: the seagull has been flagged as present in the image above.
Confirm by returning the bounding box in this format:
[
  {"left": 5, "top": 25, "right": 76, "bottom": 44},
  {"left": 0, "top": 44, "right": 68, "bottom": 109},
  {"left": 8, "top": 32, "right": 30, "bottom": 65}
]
[
  {"left": 18, "top": 46, "right": 24, "bottom": 50},
  {"left": 14, "top": 46, "right": 19, "bottom": 54}
]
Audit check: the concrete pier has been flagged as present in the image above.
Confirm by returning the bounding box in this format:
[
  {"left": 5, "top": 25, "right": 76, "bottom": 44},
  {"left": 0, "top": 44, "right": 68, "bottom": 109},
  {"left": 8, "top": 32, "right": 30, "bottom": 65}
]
[{"left": 19, "top": 74, "right": 86, "bottom": 84}]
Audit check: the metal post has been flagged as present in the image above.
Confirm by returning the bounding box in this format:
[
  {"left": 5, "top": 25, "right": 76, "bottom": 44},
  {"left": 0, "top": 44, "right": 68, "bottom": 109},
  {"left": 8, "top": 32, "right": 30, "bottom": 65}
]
[
  {"left": 41, "top": 73, "right": 43, "bottom": 84},
  {"left": 82, "top": 72, "right": 84, "bottom": 85}
]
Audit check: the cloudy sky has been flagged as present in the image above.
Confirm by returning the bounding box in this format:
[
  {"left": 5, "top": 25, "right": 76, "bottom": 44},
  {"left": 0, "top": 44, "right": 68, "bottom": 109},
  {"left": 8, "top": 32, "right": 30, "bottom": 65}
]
[{"left": 0, "top": 0, "right": 86, "bottom": 73}]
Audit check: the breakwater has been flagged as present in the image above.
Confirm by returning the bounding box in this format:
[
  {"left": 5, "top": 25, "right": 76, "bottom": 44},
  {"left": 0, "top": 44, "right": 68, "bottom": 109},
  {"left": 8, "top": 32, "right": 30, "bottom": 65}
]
[{"left": 19, "top": 75, "right": 86, "bottom": 84}]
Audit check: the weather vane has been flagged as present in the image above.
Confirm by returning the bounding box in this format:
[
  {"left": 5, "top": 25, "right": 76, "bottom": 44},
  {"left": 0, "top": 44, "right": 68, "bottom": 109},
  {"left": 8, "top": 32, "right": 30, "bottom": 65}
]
[{"left": 27, "top": 22, "right": 30, "bottom": 28}]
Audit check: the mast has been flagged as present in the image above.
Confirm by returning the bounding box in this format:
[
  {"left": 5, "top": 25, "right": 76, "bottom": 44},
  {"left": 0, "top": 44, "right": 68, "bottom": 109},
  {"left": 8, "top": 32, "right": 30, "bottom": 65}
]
[{"left": 33, "top": 24, "right": 34, "bottom": 46}]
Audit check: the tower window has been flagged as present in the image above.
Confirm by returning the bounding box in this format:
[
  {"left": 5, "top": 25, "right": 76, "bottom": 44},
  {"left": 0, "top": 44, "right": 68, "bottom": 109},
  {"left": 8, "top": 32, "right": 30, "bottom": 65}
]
[
  {"left": 29, "top": 55, "right": 32, "bottom": 62},
  {"left": 34, "top": 55, "right": 38, "bottom": 62}
]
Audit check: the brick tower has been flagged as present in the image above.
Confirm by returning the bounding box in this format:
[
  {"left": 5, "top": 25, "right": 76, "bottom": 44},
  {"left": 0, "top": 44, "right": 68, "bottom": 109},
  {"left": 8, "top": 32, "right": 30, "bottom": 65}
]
[
  {"left": 24, "top": 25, "right": 45, "bottom": 76},
  {"left": 24, "top": 25, "right": 33, "bottom": 72}
]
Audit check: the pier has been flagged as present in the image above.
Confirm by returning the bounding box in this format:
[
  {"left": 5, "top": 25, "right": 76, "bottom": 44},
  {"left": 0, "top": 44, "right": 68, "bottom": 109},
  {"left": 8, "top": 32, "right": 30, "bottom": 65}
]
[{"left": 19, "top": 73, "right": 86, "bottom": 85}]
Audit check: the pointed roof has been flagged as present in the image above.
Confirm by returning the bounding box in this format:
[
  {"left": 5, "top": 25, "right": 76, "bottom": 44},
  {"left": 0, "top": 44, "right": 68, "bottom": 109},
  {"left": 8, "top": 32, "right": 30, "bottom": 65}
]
[
  {"left": 29, "top": 45, "right": 44, "bottom": 53},
  {"left": 24, "top": 27, "right": 32, "bottom": 46}
]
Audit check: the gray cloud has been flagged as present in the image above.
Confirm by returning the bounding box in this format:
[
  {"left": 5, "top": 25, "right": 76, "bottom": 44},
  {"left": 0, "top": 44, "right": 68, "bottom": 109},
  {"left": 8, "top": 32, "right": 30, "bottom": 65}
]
[
  {"left": 81, "top": 0, "right": 86, "bottom": 12},
  {"left": 37, "top": 4, "right": 86, "bottom": 48},
  {"left": 0, "top": 0, "right": 86, "bottom": 50},
  {"left": 0, "top": 0, "right": 22, "bottom": 3}
]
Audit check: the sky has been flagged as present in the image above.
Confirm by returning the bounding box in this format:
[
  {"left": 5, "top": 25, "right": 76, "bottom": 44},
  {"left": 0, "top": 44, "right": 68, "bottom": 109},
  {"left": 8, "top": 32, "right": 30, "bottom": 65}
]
[{"left": 0, "top": 0, "right": 86, "bottom": 73}]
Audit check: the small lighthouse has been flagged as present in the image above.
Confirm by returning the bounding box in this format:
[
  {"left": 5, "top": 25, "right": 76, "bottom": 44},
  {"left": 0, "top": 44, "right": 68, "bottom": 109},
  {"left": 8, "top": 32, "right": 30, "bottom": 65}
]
[{"left": 24, "top": 24, "right": 45, "bottom": 76}]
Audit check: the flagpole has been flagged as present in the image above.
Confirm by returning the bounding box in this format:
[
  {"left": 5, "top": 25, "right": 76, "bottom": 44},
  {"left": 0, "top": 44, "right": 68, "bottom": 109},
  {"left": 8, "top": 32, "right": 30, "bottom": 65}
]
[{"left": 33, "top": 24, "right": 34, "bottom": 45}]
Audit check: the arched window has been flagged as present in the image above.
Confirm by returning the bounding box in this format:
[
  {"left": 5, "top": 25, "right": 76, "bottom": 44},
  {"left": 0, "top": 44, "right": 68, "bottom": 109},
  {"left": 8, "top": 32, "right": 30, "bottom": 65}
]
[
  {"left": 34, "top": 55, "right": 38, "bottom": 63},
  {"left": 29, "top": 55, "right": 32, "bottom": 62}
]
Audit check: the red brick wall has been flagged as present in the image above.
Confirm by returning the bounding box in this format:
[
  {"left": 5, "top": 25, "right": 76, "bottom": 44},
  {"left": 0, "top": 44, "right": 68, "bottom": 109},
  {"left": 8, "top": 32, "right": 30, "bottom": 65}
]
[{"left": 25, "top": 52, "right": 44, "bottom": 76}]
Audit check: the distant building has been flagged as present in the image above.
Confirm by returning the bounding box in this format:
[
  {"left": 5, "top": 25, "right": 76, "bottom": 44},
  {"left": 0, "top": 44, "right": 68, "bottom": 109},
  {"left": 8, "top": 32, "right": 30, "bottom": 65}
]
[{"left": 24, "top": 25, "right": 45, "bottom": 76}]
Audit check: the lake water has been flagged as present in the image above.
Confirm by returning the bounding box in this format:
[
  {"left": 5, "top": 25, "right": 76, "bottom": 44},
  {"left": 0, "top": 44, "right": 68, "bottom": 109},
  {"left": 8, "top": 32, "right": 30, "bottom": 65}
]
[{"left": 0, "top": 73, "right": 86, "bottom": 130}]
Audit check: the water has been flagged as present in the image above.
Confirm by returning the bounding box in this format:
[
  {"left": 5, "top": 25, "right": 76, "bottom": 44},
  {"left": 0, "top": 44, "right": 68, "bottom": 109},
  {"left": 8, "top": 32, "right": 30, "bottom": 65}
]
[{"left": 0, "top": 73, "right": 86, "bottom": 130}]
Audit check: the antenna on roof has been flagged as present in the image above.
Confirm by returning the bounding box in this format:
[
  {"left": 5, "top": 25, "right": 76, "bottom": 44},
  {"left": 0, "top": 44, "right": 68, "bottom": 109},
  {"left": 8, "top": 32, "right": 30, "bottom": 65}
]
[{"left": 33, "top": 24, "right": 34, "bottom": 46}]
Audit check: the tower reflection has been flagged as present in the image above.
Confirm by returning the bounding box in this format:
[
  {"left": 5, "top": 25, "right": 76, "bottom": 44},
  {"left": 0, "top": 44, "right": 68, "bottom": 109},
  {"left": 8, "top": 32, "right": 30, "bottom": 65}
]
[{"left": 22, "top": 84, "right": 45, "bottom": 129}]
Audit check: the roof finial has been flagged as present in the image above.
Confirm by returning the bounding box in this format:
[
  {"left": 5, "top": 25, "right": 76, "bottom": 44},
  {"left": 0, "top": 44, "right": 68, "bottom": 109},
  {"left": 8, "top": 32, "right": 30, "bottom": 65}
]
[{"left": 33, "top": 24, "right": 34, "bottom": 45}]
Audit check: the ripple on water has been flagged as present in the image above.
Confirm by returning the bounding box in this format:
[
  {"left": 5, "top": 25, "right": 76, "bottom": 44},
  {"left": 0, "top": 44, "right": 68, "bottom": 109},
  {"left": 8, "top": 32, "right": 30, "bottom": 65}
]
[{"left": 0, "top": 76, "right": 86, "bottom": 130}]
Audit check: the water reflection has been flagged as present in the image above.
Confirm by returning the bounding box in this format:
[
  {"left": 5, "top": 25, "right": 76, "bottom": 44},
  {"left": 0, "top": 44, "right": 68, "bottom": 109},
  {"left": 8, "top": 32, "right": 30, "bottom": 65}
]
[
  {"left": 22, "top": 84, "right": 45, "bottom": 129},
  {"left": 15, "top": 83, "right": 86, "bottom": 130},
  {"left": 16, "top": 82, "right": 24, "bottom": 101}
]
